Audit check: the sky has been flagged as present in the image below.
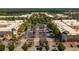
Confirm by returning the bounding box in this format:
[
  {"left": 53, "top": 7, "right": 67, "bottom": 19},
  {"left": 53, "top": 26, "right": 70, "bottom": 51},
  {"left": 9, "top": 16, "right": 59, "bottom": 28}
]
[{"left": 0, "top": 0, "right": 79, "bottom": 8}]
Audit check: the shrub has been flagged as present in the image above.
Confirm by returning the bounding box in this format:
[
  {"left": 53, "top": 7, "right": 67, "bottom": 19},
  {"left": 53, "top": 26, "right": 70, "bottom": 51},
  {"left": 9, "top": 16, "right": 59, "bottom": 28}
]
[
  {"left": 57, "top": 43, "right": 65, "bottom": 51},
  {"left": 0, "top": 43, "right": 5, "bottom": 51},
  {"left": 8, "top": 43, "right": 15, "bottom": 51},
  {"left": 22, "top": 42, "right": 28, "bottom": 51},
  {"left": 44, "top": 44, "right": 49, "bottom": 51}
]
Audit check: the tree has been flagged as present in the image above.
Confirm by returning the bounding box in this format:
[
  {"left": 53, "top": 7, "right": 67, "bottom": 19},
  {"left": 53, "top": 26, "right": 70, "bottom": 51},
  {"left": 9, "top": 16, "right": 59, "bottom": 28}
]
[
  {"left": 10, "top": 36, "right": 16, "bottom": 43},
  {"left": 0, "top": 43, "right": 5, "bottom": 51},
  {"left": 22, "top": 42, "right": 28, "bottom": 51},
  {"left": 11, "top": 28, "right": 15, "bottom": 36},
  {"left": 57, "top": 43, "right": 65, "bottom": 51},
  {"left": 8, "top": 43, "right": 15, "bottom": 51},
  {"left": 47, "top": 22, "right": 62, "bottom": 41},
  {"left": 44, "top": 43, "right": 49, "bottom": 51},
  {"left": 17, "top": 19, "right": 29, "bottom": 35},
  {"left": 39, "top": 38, "right": 49, "bottom": 51}
]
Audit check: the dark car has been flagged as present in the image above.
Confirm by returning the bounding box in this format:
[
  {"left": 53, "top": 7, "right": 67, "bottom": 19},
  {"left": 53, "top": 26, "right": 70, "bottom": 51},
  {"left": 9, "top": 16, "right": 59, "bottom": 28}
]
[
  {"left": 36, "top": 46, "right": 43, "bottom": 51},
  {"left": 51, "top": 48, "right": 58, "bottom": 51}
]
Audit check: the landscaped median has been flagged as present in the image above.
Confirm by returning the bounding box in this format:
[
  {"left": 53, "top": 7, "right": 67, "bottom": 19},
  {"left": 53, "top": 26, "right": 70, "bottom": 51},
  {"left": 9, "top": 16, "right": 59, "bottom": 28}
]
[
  {"left": 22, "top": 38, "right": 34, "bottom": 51},
  {"left": 17, "top": 19, "right": 29, "bottom": 35},
  {"left": 39, "top": 38, "right": 49, "bottom": 51}
]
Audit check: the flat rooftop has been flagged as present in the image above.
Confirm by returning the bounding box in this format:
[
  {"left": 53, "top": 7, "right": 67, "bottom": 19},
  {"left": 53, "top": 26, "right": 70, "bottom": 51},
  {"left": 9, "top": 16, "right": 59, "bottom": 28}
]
[
  {"left": 56, "top": 14, "right": 69, "bottom": 17},
  {"left": 0, "top": 20, "right": 23, "bottom": 32},
  {"left": 62, "top": 20, "right": 79, "bottom": 26},
  {"left": 53, "top": 20, "right": 79, "bottom": 35}
]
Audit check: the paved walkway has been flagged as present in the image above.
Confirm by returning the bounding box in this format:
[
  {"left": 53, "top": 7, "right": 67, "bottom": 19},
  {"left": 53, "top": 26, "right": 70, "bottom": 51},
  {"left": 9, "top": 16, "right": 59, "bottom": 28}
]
[{"left": 14, "top": 38, "right": 26, "bottom": 51}]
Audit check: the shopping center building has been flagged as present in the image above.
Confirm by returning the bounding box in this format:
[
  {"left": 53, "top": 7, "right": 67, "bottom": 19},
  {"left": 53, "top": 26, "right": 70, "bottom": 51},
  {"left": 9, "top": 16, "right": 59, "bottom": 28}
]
[
  {"left": 54, "top": 20, "right": 79, "bottom": 42},
  {"left": 0, "top": 20, "right": 23, "bottom": 39}
]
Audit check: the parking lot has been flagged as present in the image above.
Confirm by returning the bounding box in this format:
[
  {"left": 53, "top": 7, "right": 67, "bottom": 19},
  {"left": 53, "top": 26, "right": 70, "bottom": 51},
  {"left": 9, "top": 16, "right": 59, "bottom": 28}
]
[
  {"left": 20, "top": 24, "right": 56, "bottom": 51},
  {"left": 23, "top": 24, "right": 55, "bottom": 39}
]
